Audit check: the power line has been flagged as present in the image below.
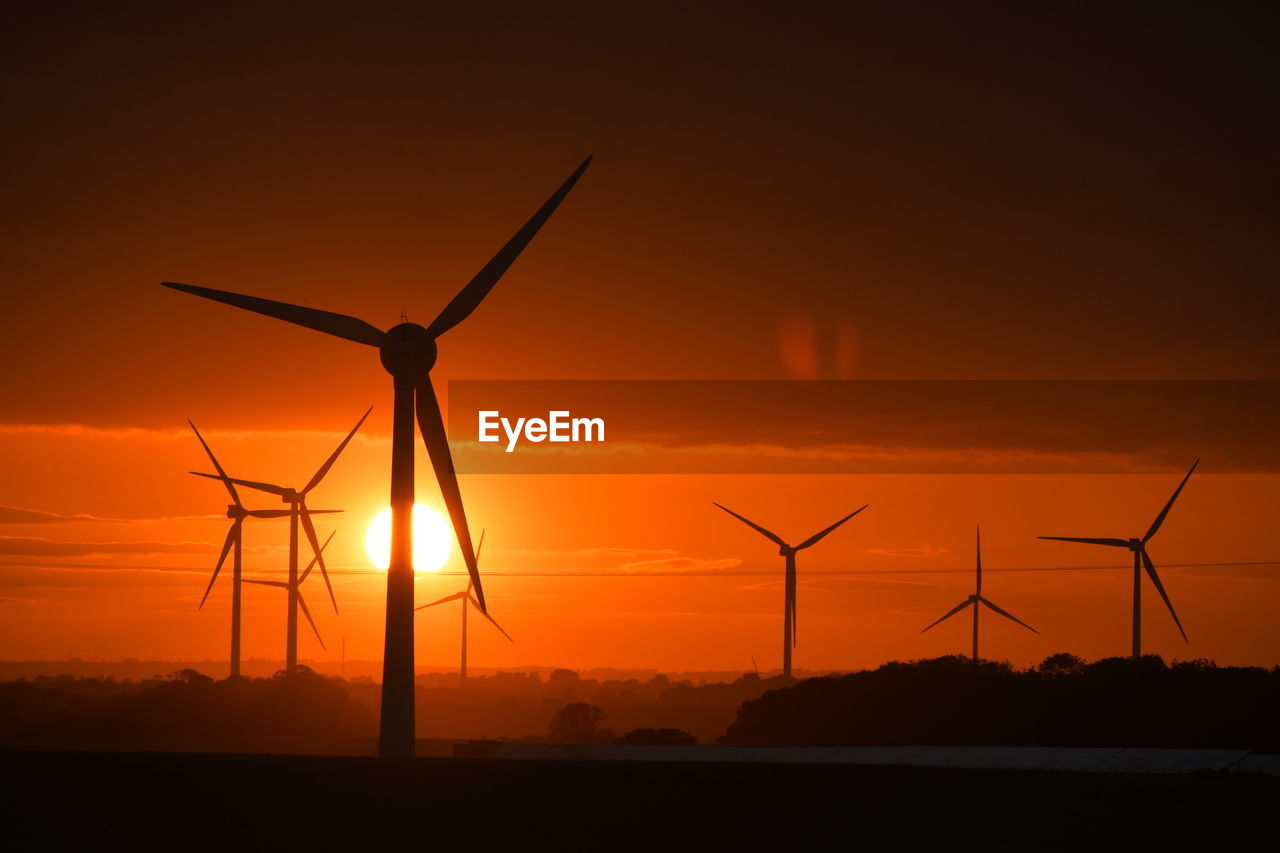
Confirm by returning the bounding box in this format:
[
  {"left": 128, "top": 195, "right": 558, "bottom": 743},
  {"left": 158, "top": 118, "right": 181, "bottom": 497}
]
[{"left": 2, "top": 559, "right": 1278, "bottom": 578}]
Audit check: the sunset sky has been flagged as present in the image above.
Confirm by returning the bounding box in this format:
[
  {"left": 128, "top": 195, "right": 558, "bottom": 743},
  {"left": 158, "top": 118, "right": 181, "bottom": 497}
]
[{"left": 1, "top": 3, "right": 1276, "bottom": 673}]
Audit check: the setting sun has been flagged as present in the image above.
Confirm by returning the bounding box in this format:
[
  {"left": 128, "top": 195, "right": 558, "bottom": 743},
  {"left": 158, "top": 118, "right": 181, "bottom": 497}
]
[{"left": 364, "top": 504, "right": 453, "bottom": 572}]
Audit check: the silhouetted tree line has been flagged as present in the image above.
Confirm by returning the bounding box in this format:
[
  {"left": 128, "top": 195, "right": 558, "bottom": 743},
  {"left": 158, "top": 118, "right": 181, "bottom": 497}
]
[
  {"left": 351, "top": 668, "right": 782, "bottom": 741},
  {"left": 0, "top": 666, "right": 778, "bottom": 749},
  {"left": 18, "top": 656, "right": 1265, "bottom": 752},
  {"left": 0, "top": 667, "right": 373, "bottom": 750},
  {"left": 721, "top": 654, "right": 1280, "bottom": 750}
]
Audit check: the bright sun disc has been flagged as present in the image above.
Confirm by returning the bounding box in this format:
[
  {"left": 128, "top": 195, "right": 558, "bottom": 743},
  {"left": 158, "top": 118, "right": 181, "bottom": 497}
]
[{"left": 365, "top": 504, "right": 452, "bottom": 572}]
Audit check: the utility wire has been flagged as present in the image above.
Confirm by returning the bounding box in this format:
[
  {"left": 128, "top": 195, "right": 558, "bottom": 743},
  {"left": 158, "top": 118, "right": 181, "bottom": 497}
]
[{"left": 2, "top": 559, "right": 1278, "bottom": 577}]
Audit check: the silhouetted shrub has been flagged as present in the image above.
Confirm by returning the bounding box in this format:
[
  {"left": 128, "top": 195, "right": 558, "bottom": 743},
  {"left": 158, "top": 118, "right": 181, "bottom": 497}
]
[
  {"left": 548, "top": 702, "right": 614, "bottom": 743},
  {"left": 618, "top": 727, "right": 697, "bottom": 746}
]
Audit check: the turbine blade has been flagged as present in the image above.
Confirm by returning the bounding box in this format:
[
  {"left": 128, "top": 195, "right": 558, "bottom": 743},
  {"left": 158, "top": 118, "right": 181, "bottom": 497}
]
[
  {"left": 190, "top": 471, "right": 289, "bottom": 497},
  {"left": 199, "top": 520, "right": 240, "bottom": 609},
  {"left": 161, "top": 282, "right": 386, "bottom": 347},
  {"left": 1143, "top": 459, "right": 1200, "bottom": 543},
  {"left": 415, "top": 376, "right": 486, "bottom": 613},
  {"left": 712, "top": 502, "right": 786, "bottom": 548},
  {"left": 978, "top": 597, "right": 1039, "bottom": 634},
  {"left": 1141, "top": 550, "right": 1189, "bottom": 643},
  {"left": 297, "top": 591, "right": 326, "bottom": 651},
  {"left": 475, "top": 529, "right": 486, "bottom": 563},
  {"left": 302, "top": 407, "right": 372, "bottom": 495},
  {"left": 921, "top": 599, "right": 972, "bottom": 633},
  {"left": 975, "top": 525, "right": 982, "bottom": 595},
  {"left": 246, "top": 509, "right": 294, "bottom": 519},
  {"left": 470, "top": 594, "right": 514, "bottom": 642},
  {"left": 299, "top": 527, "right": 336, "bottom": 585},
  {"left": 188, "top": 420, "right": 240, "bottom": 506},
  {"left": 299, "top": 507, "right": 338, "bottom": 615},
  {"left": 1037, "top": 536, "right": 1130, "bottom": 548},
  {"left": 424, "top": 156, "right": 592, "bottom": 339},
  {"left": 795, "top": 505, "right": 868, "bottom": 550},
  {"left": 414, "top": 591, "right": 466, "bottom": 611},
  {"left": 243, "top": 579, "right": 288, "bottom": 589}
]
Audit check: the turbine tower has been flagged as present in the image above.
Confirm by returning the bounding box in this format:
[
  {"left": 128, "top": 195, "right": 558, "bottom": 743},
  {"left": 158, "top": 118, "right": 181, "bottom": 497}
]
[
  {"left": 245, "top": 531, "right": 336, "bottom": 663},
  {"left": 416, "top": 530, "right": 512, "bottom": 685},
  {"left": 161, "top": 156, "right": 590, "bottom": 756},
  {"left": 714, "top": 502, "right": 867, "bottom": 679},
  {"left": 188, "top": 420, "right": 315, "bottom": 679},
  {"left": 192, "top": 410, "right": 368, "bottom": 673},
  {"left": 921, "top": 526, "right": 1038, "bottom": 663},
  {"left": 1039, "top": 459, "right": 1198, "bottom": 658}
]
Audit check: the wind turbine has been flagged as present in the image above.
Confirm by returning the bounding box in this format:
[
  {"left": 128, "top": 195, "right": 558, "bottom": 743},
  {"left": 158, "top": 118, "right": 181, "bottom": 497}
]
[
  {"left": 416, "top": 530, "right": 512, "bottom": 685},
  {"left": 1039, "top": 459, "right": 1197, "bottom": 658},
  {"left": 245, "top": 531, "right": 336, "bottom": 660},
  {"left": 192, "top": 409, "right": 369, "bottom": 673},
  {"left": 921, "top": 526, "right": 1038, "bottom": 663},
  {"left": 188, "top": 420, "right": 331, "bottom": 678},
  {"left": 161, "top": 156, "right": 590, "bottom": 757},
  {"left": 714, "top": 502, "right": 868, "bottom": 679}
]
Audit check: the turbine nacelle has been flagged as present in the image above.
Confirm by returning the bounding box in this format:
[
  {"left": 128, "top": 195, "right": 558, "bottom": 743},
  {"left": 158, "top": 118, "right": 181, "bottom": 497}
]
[
  {"left": 1128, "top": 538, "right": 1143, "bottom": 551},
  {"left": 379, "top": 323, "right": 437, "bottom": 377}
]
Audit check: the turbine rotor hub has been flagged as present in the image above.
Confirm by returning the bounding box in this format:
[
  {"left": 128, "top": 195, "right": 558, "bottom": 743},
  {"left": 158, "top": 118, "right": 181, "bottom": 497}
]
[
  {"left": 379, "top": 322, "right": 437, "bottom": 377},
  {"left": 1128, "top": 538, "right": 1143, "bottom": 550}
]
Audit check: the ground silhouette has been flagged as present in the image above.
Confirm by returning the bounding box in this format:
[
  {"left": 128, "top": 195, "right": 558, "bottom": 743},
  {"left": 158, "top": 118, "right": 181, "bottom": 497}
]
[{"left": 4, "top": 655, "right": 1275, "bottom": 754}]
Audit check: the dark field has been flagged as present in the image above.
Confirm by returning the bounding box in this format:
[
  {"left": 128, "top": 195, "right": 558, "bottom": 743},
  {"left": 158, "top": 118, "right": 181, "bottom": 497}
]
[{"left": 5, "top": 749, "right": 1273, "bottom": 850}]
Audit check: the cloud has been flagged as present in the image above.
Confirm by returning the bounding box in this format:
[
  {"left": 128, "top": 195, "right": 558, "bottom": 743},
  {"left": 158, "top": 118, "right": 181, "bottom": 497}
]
[
  {"left": 447, "top": 379, "right": 1280, "bottom": 474},
  {"left": 0, "top": 505, "right": 221, "bottom": 525},
  {"left": 0, "top": 423, "right": 388, "bottom": 444},
  {"left": 0, "top": 536, "right": 223, "bottom": 557},
  {"left": 0, "top": 565, "right": 205, "bottom": 590},
  {"left": 513, "top": 546, "right": 681, "bottom": 559},
  {"left": 616, "top": 556, "right": 744, "bottom": 573},
  {"left": 1172, "top": 562, "right": 1280, "bottom": 581},
  {"left": 736, "top": 576, "right": 940, "bottom": 592},
  {"left": 867, "top": 545, "right": 952, "bottom": 558}
]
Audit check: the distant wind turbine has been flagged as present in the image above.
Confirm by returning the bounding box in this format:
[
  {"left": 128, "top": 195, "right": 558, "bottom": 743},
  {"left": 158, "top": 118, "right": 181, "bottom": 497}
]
[
  {"left": 921, "top": 526, "right": 1038, "bottom": 663},
  {"left": 246, "top": 531, "right": 336, "bottom": 656},
  {"left": 416, "top": 530, "right": 512, "bottom": 685},
  {"left": 161, "top": 156, "right": 591, "bottom": 757},
  {"left": 1039, "top": 459, "right": 1198, "bottom": 658},
  {"left": 188, "top": 420, "right": 336, "bottom": 679},
  {"left": 714, "top": 502, "right": 868, "bottom": 679},
  {"left": 193, "top": 409, "right": 369, "bottom": 673}
]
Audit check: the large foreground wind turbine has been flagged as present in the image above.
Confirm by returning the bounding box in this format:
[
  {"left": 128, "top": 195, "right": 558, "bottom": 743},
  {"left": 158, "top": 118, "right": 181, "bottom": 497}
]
[
  {"left": 161, "top": 156, "right": 591, "bottom": 756},
  {"left": 1040, "top": 459, "right": 1198, "bottom": 658},
  {"left": 246, "top": 531, "right": 336, "bottom": 661},
  {"left": 416, "top": 531, "right": 512, "bottom": 685},
  {"left": 714, "top": 502, "right": 868, "bottom": 679},
  {"left": 193, "top": 410, "right": 368, "bottom": 673},
  {"left": 921, "top": 526, "right": 1038, "bottom": 663},
  {"left": 188, "top": 420, "right": 317, "bottom": 678}
]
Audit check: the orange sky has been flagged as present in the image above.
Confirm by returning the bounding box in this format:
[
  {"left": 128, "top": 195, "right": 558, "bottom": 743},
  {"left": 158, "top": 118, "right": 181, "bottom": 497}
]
[{"left": 1, "top": 3, "right": 1276, "bottom": 673}]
